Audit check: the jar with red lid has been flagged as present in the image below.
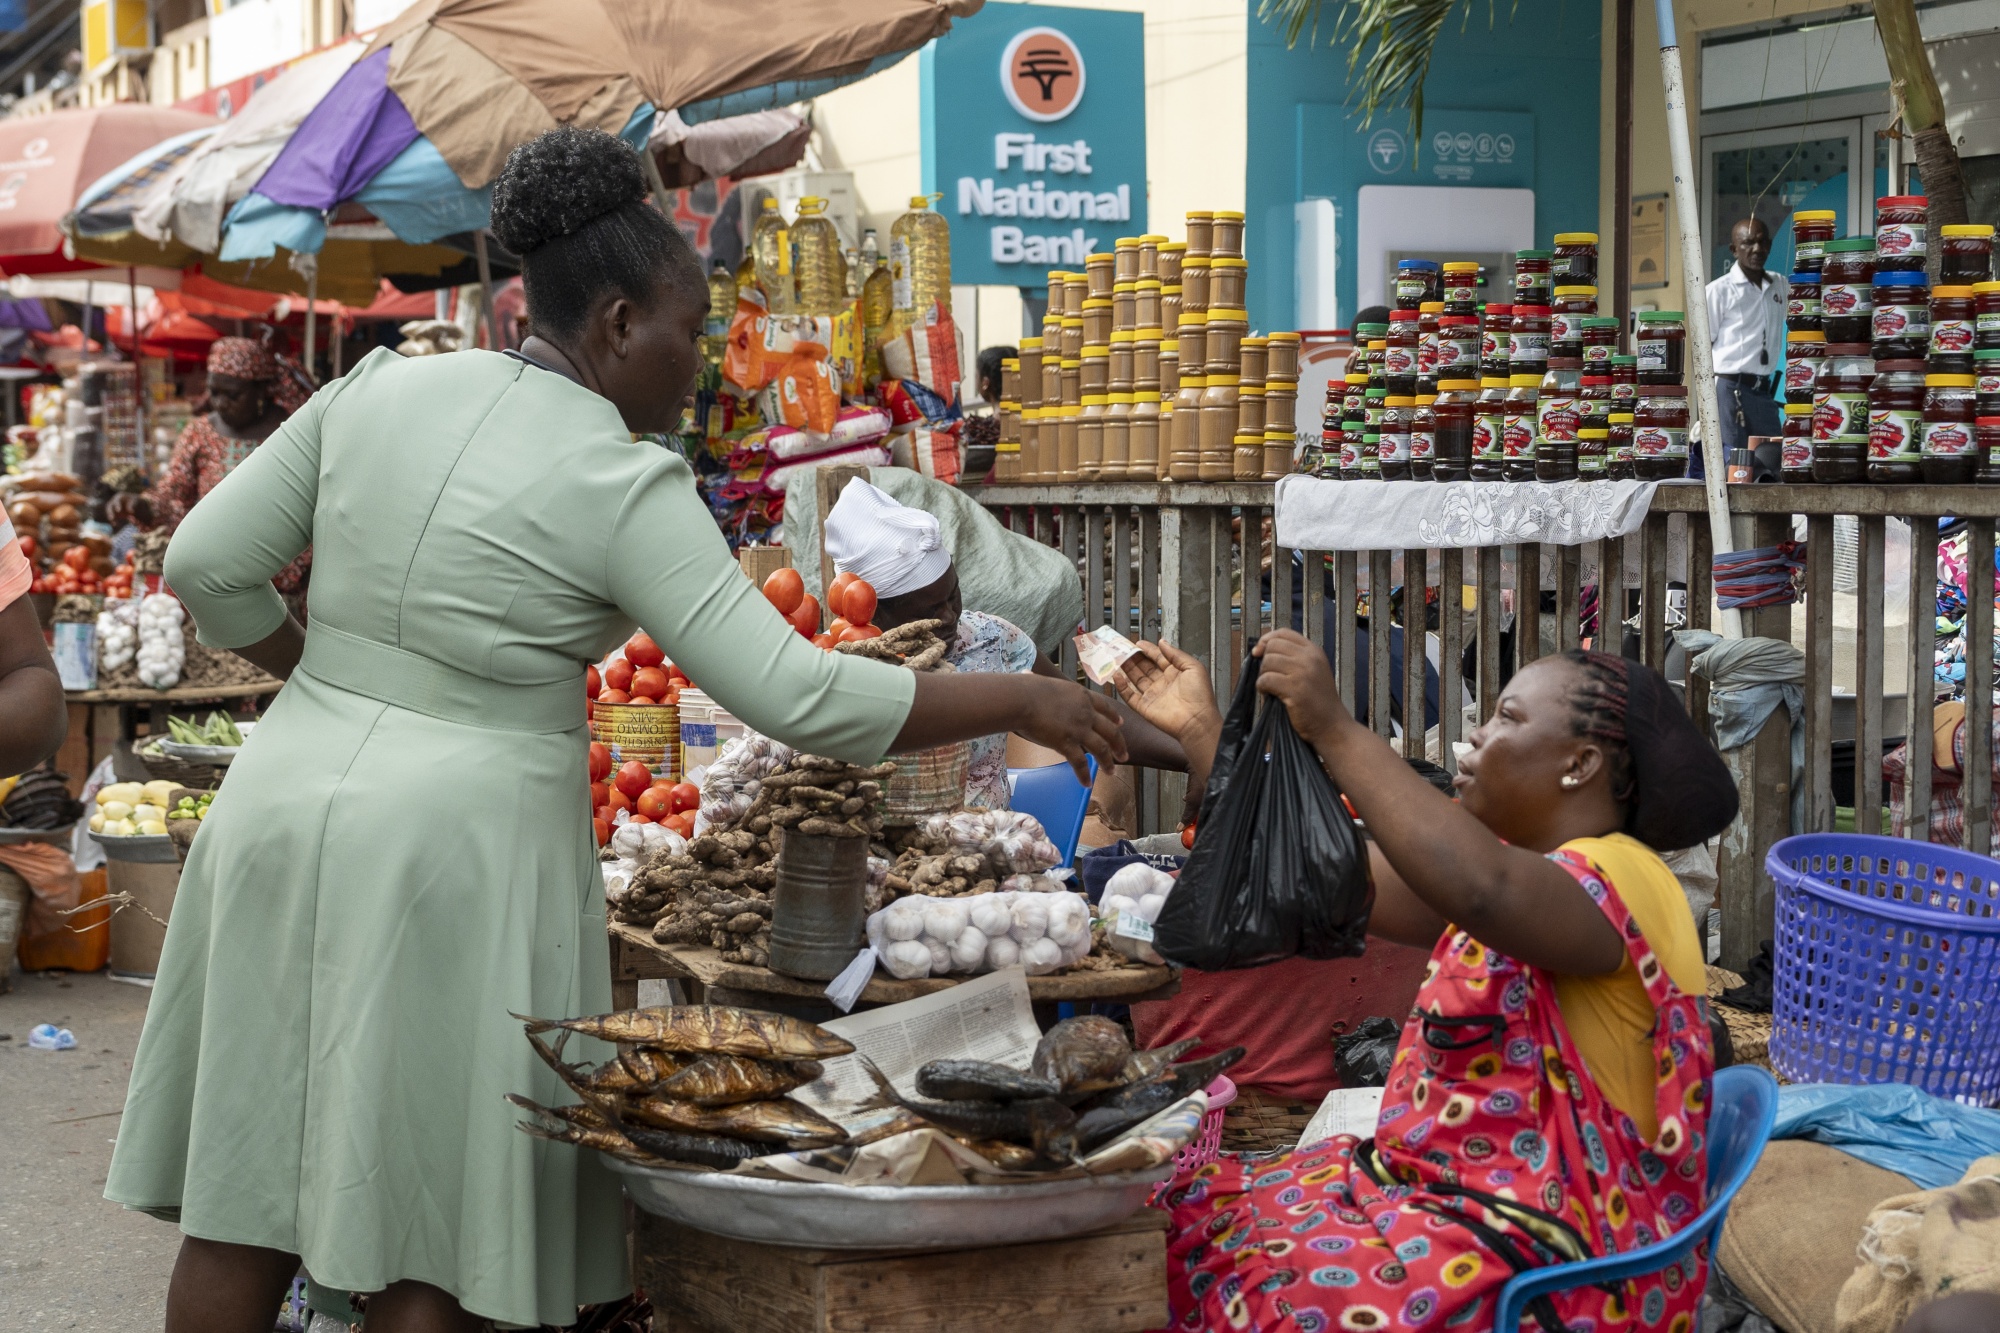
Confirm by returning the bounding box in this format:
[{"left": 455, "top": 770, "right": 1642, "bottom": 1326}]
[
  {"left": 1508, "top": 305, "right": 1550, "bottom": 377},
  {"left": 1782, "top": 401, "right": 1814, "bottom": 482},
  {"left": 1480, "top": 304, "right": 1513, "bottom": 378},
  {"left": 1977, "top": 282, "right": 2000, "bottom": 351},
  {"left": 1551, "top": 286, "right": 1597, "bottom": 358},
  {"left": 1784, "top": 330, "right": 1826, "bottom": 404},
  {"left": 1979, "top": 349, "right": 2000, "bottom": 417},
  {"left": 1435, "top": 315, "right": 1480, "bottom": 380},
  {"left": 1608, "top": 412, "right": 1635, "bottom": 479},
  {"left": 1536, "top": 435, "right": 1578, "bottom": 482},
  {"left": 1380, "top": 395, "right": 1414, "bottom": 481},
  {"left": 1610, "top": 354, "right": 1638, "bottom": 406},
  {"left": 1443, "top": 263, "right": 1481, "bottom": 317},
  {"left": 1867, "top": 359, "right": 1925, "bottom": 484},
  {"left": 1471, "top": 377, "right": 1508, "bottom": 481},
  {"left": 1581, "top": 374, "right": 1612, "bottom": 435},
  {"left": 1787, "top": 271, "right": 1821, "bottom": 332},
  {"left": 1876, "top": 195, "right": 1928, "bottom": 266},
  {"left": 1577, "top": 427, "right": 1607, "bottom": 478},
  {"left": 1922, "top": 373, "right": 1978, "bottom": 484},
  {"left": 1411, "top": 393, "right": 1437, "bottom": 481},
  {"left": 1635, "top": 312, "right": 1685, "bottom": 385},
  {"left": 1821, "top": 239, "right": 1877, "bottom": 344},
  {"left": 1794, "top": 210, "right": 1836, "bottom": 272},
  {"left": 1513, "top": 250, "right": 1554, "bottom": 308},
  {"left": 1538, "top": 359, "right": 1583, "bottom": 445},
  {"left": 1981, "top": 416, "right": 2000, "bottom": 484},
  {"left": 1385, "top": 311, "right": 1420, "bottom": 395},
  {"left": 1871, "top": 272, "right": 1930, "bottom": 360},
  {"left": 1503, "top": 374, "right": 1540, "bottom": 482},
  {"left": 1633, "top": 386, "right": 1690, "bottom": 479},
  {"left": 1553, "top": 233, "right": 1598, "bottom": 286},
  {"left": 1930, "top": 286, "right": 1976, "bottom": 374},
  {"left": 1418, "top": 302, "right": 1444, "bottom": 392},
  {"left": 1812, "top": 343, "right": 1873, "bottom": 482},
  {"left": 1942, "top": 225, "right": 1996, "bottom": 285},
  {"left": 1434, "top": 380, "right": 1477, "bottom": 481}
]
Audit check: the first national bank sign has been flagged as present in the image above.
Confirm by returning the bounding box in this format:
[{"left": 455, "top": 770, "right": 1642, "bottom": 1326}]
[{"left": 921, "top": 2, "right": 1146, "bottom": 287}]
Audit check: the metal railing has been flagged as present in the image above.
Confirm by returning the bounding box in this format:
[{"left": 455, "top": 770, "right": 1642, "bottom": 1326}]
[{"left": 976, "top": 480, "right": 1999, "bottom": 972}]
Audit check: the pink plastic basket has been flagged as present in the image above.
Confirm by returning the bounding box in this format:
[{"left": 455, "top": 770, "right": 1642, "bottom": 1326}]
[{"left": 1173, "top": 1075, "right": 1238, "bottom": 1175}]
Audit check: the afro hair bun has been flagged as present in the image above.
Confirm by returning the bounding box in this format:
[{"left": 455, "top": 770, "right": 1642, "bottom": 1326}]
[{"left": 489, "top": 126, "right": 647, "bottom": 257}]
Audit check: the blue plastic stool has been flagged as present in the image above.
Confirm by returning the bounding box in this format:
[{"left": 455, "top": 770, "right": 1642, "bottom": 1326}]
[
  {"left": 1006, "top": 755, "right": 1097, "bottom": 870},
  {"left": 1490, "top": 1066, "right": 1779, "bottom": 1331}
]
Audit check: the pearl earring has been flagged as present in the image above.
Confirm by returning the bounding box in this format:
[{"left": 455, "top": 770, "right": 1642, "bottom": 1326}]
[{"left": 1561, "top": 775, "right": 1580, "bottom": 789}]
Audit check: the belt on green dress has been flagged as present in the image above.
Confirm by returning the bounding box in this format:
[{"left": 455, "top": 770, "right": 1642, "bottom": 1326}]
[{"left": 298, "top": 622, "right": 585, "bottom": 733}]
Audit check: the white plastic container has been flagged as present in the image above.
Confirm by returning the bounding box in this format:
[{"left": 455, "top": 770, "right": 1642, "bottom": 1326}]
[{"left": 678, "top": 690, "right": 715, "bottom": 774}]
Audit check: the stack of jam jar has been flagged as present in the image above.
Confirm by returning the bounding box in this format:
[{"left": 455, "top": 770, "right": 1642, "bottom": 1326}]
[{"left": 1807, "top": 196, "right": 2000, "bottom": 483}]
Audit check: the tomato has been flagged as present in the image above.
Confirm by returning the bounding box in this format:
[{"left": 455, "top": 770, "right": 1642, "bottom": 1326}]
[
  {"left": 1181, "top": 822, "right": 1197, "bottom": 850},
  {"left": 597, "top": 688, "right": 631, "bottom": 704},
  {"left": 838, "top": 624, "right": 881, "bottom": 642},
  {"left": 629, "top": 666, "right": 669, "bottom": 700},
  {"left": 626, "top": 813, "right": 655, "bottom": 825},
  {"left": 589, "top": 740, "right": 613, "bottom": 781},
  {"left": 625, "top": 632, "right": 666, "bottom": 669},
  {"left": 604, "top": 788, "right": 634, "bottom": 814},
  {"left": 762, "top": 567, "right": 805, "bottom": 616},
  {"left": 669, "top": 781, "right": 701, "bottom": 815},
  {"left": 636, "top": 787, "right": 673, "bottom": 820},
  {"left": 811, "top": 631, "right": 836, "bottom": 649},
  {"left": 626, "top": 695, "right": 659, "bottom": 706},
  {"left": 16, "top": 534, "right": 34, "bottom": 560},
  {"left": 614, "top": 760, "right": 653, "bottom": 799},
  {"left": 594, "top": 816, "right": 611, "bottom": 847},
  {"left": 61, "top": 545, "right": 89, "bottom": 571},
  {"left": 603, "top": 658, "right": 634, "bottom": 693},
  {"left": 828, "top": 617, "right": 854, "bottom": 640},
  {"left": 842, "top": 579, "right": 877, "bottom": 628},
  {"left": 666, "top": 665, "right": 689, "bottom": 685},
  {"left": 828, "top": 571, "right": 858, "bottom": 619},
  {"left": 585, "top": 664, "right": 601, "bottom": 699},
  {"left": 788, "top": 593, "right": 820, "bottom": 637}
]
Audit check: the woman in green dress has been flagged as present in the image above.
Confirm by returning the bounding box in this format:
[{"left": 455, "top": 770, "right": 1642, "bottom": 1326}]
[{"left": 107, "top": 127, "right": 1125, "bottom": 1333}]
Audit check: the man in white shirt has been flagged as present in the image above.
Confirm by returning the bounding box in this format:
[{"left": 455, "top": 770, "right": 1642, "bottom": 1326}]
[{"left": 1703, "top": 217, "right": 1789, "bottom": 478}]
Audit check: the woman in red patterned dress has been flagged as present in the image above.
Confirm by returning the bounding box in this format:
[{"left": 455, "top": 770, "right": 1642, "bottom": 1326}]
[{"left": 1117, "top": 631, "right": 1739, "bottom": 1333}]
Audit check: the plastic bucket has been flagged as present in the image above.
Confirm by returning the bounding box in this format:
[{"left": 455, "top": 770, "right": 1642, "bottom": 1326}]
[
  {"left": 1766, "top": 832, "right": 2000, "bottom": 1102},
  {"left": 100, "top": 836, "right": 181, "bottom": 979},
  {"left": 768, "top": 830, "right": 868, "bottom": 980}
]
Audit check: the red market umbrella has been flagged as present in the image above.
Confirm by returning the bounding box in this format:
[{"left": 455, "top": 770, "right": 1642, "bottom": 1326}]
[{"left": 0, "top": 106, "right": 216, "bottom": 274}]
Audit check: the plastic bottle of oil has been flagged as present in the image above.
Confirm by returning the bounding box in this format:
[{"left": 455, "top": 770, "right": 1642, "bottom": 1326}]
[
  {"left": 886, "top": 194, "right": 951, "bottom": 343},
  {"left": 750, "top": 196, "right": 794, "bottom": 314},
  {"left": 791, "top": 197, "right": 848, "bottom": 315},
  {"left": 861, "top": 237, "right": 894, "bottom": 384},
  {"left": 703, "top": 261, "right": 734, "bottom": 365}
]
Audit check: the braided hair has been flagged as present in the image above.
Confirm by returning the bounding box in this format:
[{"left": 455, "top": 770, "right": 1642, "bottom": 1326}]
[
  {"left": 488, "top": 126, "right": 701, "bottom": 343},
  {"left": 1560, "top": 649, "right": 1637, "bottom": 810}
]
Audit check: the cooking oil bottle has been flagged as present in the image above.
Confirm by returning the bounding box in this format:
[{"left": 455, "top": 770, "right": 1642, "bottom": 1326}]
[
  {"left": 703, "top": 261, "right": 734, "bottom": 365},
  {"left": 886, "top": 194, "right": 950, "bottom": 343},
  {"left": 750, "top": 196, "right": 794, "bottom": 314},
  {"left": 791, "top": 196, "right": 847, "bottom": 315},
  {"left": 861, "top": 236, "right": 894, "bottom": 383}
]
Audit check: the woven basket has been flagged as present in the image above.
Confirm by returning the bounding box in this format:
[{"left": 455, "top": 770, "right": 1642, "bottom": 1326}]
[
  {"left": 1219, "top": 1086, "right": 1321, "bottom": 1156},
  {"left": 138, "top": 747, "right": 223, "bottom": 788},
  {"left": 1706, "top": 964, "right": 1778, "bottom": 1075},
  {"left": 882, "top": 740, "right": 971, "bottom": 825}
]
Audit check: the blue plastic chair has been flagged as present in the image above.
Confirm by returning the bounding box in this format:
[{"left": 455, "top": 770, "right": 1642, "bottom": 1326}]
[
  {"left": 1491, "top": 1065, "right": 1779, "bottom": 1331},
  {"left": 1007, "top": 755, "right": 1097, "bottom": 868}
]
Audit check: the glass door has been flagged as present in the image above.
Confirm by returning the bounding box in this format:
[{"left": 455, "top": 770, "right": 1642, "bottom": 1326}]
[{"left": 1703, "top": 118, "right": 1863, "bottom": 278}]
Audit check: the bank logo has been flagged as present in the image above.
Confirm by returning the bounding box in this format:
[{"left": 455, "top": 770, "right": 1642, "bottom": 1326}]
[
  {"left": 1002, "top": 27, "right": 1086, "bottom": 122},
  {"left": 1367, "top": 129, "right": 1405, "bottom": 174}
]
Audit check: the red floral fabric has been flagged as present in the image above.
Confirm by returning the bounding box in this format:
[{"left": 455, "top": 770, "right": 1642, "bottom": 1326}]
[{"left": 152, "top": 414, "right": 311, "bottom": 596}]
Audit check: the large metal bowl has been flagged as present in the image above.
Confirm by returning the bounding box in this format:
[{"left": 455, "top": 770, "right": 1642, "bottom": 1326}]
[{"left": 607, "top": 1158, "right": 1173, "bottom": 1250}]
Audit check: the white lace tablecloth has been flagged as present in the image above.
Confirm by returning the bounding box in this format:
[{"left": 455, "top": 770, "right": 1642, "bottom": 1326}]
[{"left": 1273, "top": 475, "right": 1665, "bottom": 551}]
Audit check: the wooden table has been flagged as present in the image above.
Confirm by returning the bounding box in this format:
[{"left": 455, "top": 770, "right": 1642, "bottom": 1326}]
[
  {"left": 635, "top": 1207, "right": 1168, "bottom": 1332},
  {"left": 59, "top": 679, "right": 284, "bottom": 793},
  {"left": 608, "top": 922, "right": 1179, "bottom": 1014}
]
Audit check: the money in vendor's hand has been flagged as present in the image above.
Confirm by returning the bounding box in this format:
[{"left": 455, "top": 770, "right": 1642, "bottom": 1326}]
[{"left": 1074, "top": 625, "right": 1140, "bottom": 685}]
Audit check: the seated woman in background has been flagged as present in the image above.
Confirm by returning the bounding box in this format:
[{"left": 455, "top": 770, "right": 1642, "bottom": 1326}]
[{"left": 1116, "top": 631, "right": 1737, "bottom": 1333}]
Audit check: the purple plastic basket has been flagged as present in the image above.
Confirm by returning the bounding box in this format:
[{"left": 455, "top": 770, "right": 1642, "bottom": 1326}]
[{"left": 1766, "top": 833, "right": 2000, "bottom": 1102}]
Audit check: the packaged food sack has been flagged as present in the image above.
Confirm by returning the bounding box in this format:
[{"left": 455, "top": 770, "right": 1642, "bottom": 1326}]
[
  {"left": 758, "top": 342, "right": 841, "bottom": 435},
  {"left": 765, "top": 404, "right": 892, "bottom": 461},
  {"left": 898, "top": 422, "right": 961, "bottom": 486},
  {"left": 721, "top": 292, "right": 770, "bottom": 390},
  {"left": 880, "top": 300, "right": 962, "bottom": 401}
]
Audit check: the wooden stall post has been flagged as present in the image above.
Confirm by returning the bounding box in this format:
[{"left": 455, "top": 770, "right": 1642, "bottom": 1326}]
[{"left": 814, "top": 463, "right": 873, "bottom": 620}]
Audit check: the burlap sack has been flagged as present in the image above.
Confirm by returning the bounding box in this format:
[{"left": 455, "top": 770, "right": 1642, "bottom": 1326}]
[
  {"left": 1717, "top": 1140, "right": 1916, "bottom": 1333},
  {"left": 1834, "top": 1154, "right": 2000, "bottom": 1333}
]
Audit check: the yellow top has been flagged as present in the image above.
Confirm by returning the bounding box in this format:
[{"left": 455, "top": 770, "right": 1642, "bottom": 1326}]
[
  {"left": 1553, "top": 232, "right": 1600, "bottom": 245},
  {"left": 1942, "top": 224, "right": 1996, "bottom": 238},
  {"left": 1442, "top": 261, "right": 1480, "bottom": 273},
  {"left": 1509, "top": 374, "right": 1543, "bottom": 389},
  {"left": 1019, "top": 337, "right": 1043, "bottom": 350},
  {"left": 1794, "top": 209, "right": 1836, "bottom": 222},
  {"left": 1976, "top": 281, "right": 2000, "bottom": 294},
  {"left": 1213, "top": 209, "right": 1246, "bottom": 221},
  {"left": 1548, "top": 833, "right": 1705, "bottom": 1141},
  {"left": 1269, "top": 332, "right": 1303, "bottom": 343}
]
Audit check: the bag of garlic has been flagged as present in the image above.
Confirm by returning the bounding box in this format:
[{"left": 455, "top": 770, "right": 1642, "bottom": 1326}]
[{"left": 863, "top": 888, "right": 1094, "bottom": 982}]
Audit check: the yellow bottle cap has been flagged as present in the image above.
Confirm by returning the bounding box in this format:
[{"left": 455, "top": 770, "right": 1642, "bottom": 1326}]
[
  {"left": 1269, "top": 332, "right": 1302, "bottom": 343},
  {"left": 1794, "top": 210, "right": 1836, "bottom": 222},
  {"left": 1178, "top": 311, "right": 1207, "bottom": 327},
  {"left": 1083, "top": 297, "right": 1112, "bottom": 309},
  {"left": 1481, "top": 377, "right": 1510, "bottom": 388},
  {"left": 1554, "top": 285, "right": 1598, "bottom": 297},
  {"left": 1208, "top": 308, "right": 1248, "bottom": 321},
  {"left": 1137, "top": 327, "right": 1164, "bottom": 340},
  {"left": 1553, "top": 232, "right": 1599, "bottom": 245},
  {"left": 1927, "top": 374, "right": 1976, "bottom": 387},
  {"left": 1137, "top": 279, "right": 1162, "bottom": 290},
  {"left": 1786, "top": 330, "right": 1826, "bottom": 342},
  {"left": 1942, "top": 224, "right": 1996, "bottom": 238},
  {"left": 1609, "top": 412, "right": 1635, "bottom": 423},
  {"left": 1081, "top": 344, "right": 1110, "bottom": 358},
  {"left": 1212, "top": 257, "right": 1249, "bottom": 269},
  {"left": 1185, "top": 210, "right": 1214, "bottom": 220},
  {"left": 1368, "top": 339, "right": 1387, "bottom": 351},
  {"left": 1933, "top": 286, "right": 1976, "bottom": 298},
  {"left": 1213, "top": 210, "right": 1245, "bottom": 221},
  {"left": 1160, "top": 242, "right": 1187, "bottom": 254},
  {"left": 1385, "top": 396, "right": 1415, "bottom": 406},
  {"left": 1207, "top": 373, "right": 1241, "bottom": 385},
  {"left": 1510, "top": 374, "right": 1543, "bottom": 388},
  {"left": 1083, "top": 394, "right": 1108, "bottom": 406},
  {"left": 1442, "top": 261, "right": 1480, "bottom": 272},
  {"left": 1110, "top": 330, "right": 1135, "bottom": 343},
  {"left": 1438, "top": 379, "right": 1480, "bottom": 390},
  {"left": 1181, "top": 256, "right": 1211, "bottom": 268},
  {"left": 1019, "top": 337, "right": 1043, "bottom": 349},
  {"left": 1420, "top": 301, "right": 1445, "bottom": 313}
]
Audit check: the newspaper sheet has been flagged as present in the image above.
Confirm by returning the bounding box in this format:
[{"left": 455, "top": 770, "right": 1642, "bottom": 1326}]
[
  {"left": 1296, "top": 1086, "right": 1386, "bottom": 1149},
  {"left": 792, "top": 966, "right": 1041, "bottom": 1131}
]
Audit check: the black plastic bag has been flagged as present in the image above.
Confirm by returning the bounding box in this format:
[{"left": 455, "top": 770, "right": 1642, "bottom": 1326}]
[
  {"left": 1332, "top": 1016, "right": 1401, "bottom": 1087},
  {"left": 1152, "top": 646, "right": 1373, "bottom": 970}
]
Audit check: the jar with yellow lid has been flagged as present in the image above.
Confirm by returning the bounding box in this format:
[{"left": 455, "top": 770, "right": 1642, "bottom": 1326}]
[
  {"left": 1136, "top": 279, "right": 1162, "bottom": 331},
  {"left": 1552, "top": 232, "right": 1599, "bottom": 286},
  {"left": 1085, "top": 252, "right": 1115, "bottom": 297},
  {"left": 1237, "top": 381, "right": 1267, "bottom": 438},
  {"left": 1060, "top": 354, "right": 1081, "bottom": 404},
  {"left": 1016, "top": 404, "right": 1040, "bottom": 481},
  {"left": 1046, "top": 271, "right": 1070, "bottom": 315},
  {"left": 1171, "top": 362, "right": 1206, "bottom": 481},
  {"left": 1159, "top": 242, "right": 1186, "bottom": 288},
  {"left": 1210, "top": 256, "right": 1249, "bottom": 309},
  {"left": 1211, "top": 210, "right": 1245, "bottom": 259},
  {"left": 1200, "top": 372, "right": 1240, "bottom": 481},
  {"left": 1112, "top": 282, "right": 1136, "bottom": 332},
  {"left": 1184, "top": 211, "right": 1214, "bottom": 258},
  {"left": 1056, "top": 402, "right": 1081, "bottom": 481},
  {"left": 1104, "top": 391, "right": 1133, "bottom": 480},
  {"left": 1077, "top": 393, "right": 1106, "bottom": 481},
  {"left": 1160, "top": 338, "right": 1180, "bottom": 397},
  {"left": 1114, "top": 238, "right": 1141, "bottom": 283},
  {"left": 1265, "top": 378, "right": 1298, "bottom": 432},
  {"left": 1162, "top": 283, "right": 1183, "bottom": 330},
  {"left": 1262, "top": 428, "right": 1295, "bottom": 480},
  {"left": 1267, "top": 331, "right": 1302, "bottom": 379},
  {"left": 1082, "top": 299, "right": 1113, "bottom": 348},
  {"left": 1080, "top": 344, "right": 1109, "bottom": 395},
  {"left": 1041, "top": 356, "right": 1063, "bottom": 416},
  {"left": 1061, "top": 315, "right": 1085, "bottom": 361},
  {"left": 996, "top": 398, "right": 1021, "bottom": 481},
  {"left": 1130, "top": 390, "right": 1161, "bottom": 479},
  {"left": 1134, "top": 328, "right": 1162, "bottom": 389},
  {"left": 1064, "top": 274, "right": 1089, "bottom": 320},
  {"left": 1109, "top": 330, "right": 1135, "bottom": 389},
  {"left": 1206, "top": 308, "right": 1249, "bottom": 376},
  {"left": 1180, "top": 257, "right": 1211, "bottom": 315},
  {"left": 1139, "top": 235, "right": 1168, "bottom": 281},
  {"left": 1239, "top": 334, "right": 1269, "bottom": 384},
  {"left": 1231, "top": 430, "right": 1262, "bottom": 480}
]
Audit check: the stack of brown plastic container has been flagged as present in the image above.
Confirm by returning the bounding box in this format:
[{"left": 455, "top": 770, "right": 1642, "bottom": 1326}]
[
  {"left": 1015, "top": 336, "right": 1042, "bottom": 482},
  {"left": 1200, "top": 211, "right": 1246, "bottom": 481},
  {"left": 1265, "top": 332, "right": 1301, "bottom": 478},
  {"left": 995, "top": 354, "right": 1021, "bottom": 481}
]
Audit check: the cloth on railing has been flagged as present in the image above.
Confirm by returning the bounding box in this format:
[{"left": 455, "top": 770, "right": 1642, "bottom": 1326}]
[
  {"left": 1272, "top": 474, "right": 1663, "bottom": 551},
  {"left": 1714, "top": 541, "right": 1806, "bottom": 609},
  {"left": 1679, "top": 629, "right": 1804, "bottom": 834}
]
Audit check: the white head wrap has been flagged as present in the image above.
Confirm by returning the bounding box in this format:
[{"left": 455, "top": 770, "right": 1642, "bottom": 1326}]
[{"left": 823, "top": 478, "right": 953, "bottom": 598}]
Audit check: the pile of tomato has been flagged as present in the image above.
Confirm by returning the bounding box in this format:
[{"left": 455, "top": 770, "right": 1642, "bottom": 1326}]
[
  {"left": 586, "top": 631, "right": 690, "bottom": 712},
  {"left": 760, "top": 567, "right": 883, "bottom": 649},
  {"left": 589, "top": 741, "right": 699, "bottom": 846},
  {"left": 31, "top": 543, "right": 110, "bottom": 596}
]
